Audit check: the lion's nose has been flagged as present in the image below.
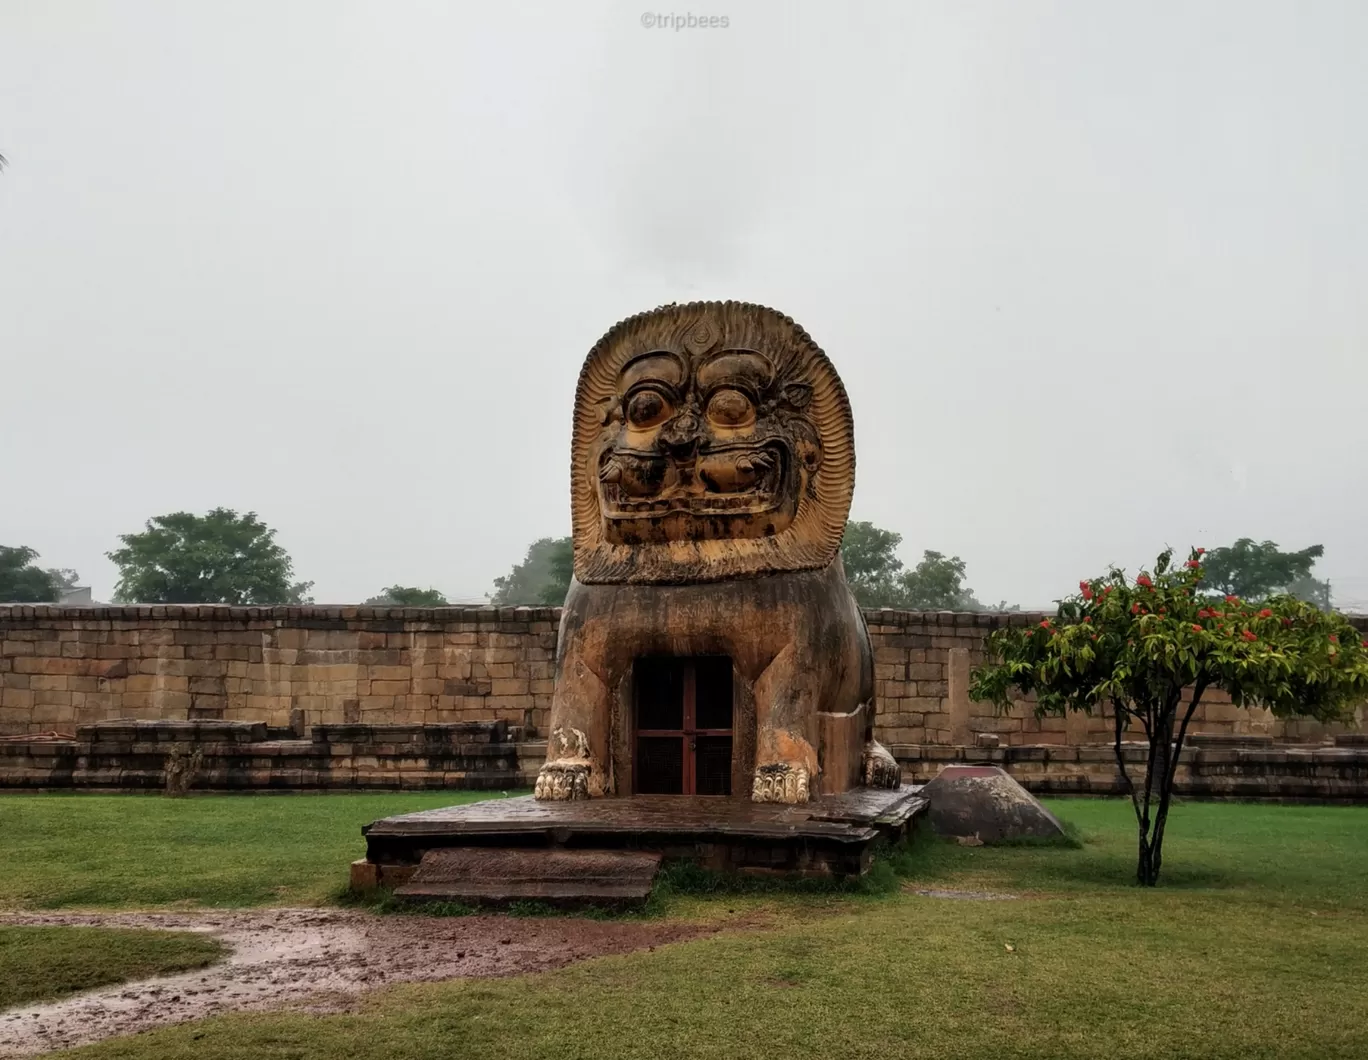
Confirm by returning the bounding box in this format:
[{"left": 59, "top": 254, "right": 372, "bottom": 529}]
[{"left": 658, "top": 413, "right": 702, "bottom": 459}]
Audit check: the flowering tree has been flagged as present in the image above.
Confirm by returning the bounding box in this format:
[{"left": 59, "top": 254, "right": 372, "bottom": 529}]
[{"left": 969, "top": 548, "right": 1368, "bottom": 886}]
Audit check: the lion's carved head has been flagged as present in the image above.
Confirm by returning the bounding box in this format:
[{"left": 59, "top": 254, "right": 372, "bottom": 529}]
[{"left": 571, "top": 302, "right": 854, "bottom": 584}]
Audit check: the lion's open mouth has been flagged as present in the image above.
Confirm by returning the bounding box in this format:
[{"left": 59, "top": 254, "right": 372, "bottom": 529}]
[{"left": 599, "top": 443, "right": 788, "bottom": 518}]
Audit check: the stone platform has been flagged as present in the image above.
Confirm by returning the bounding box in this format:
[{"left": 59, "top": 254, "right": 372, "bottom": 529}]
[{"left": 352, "top": 787, "right": 927, "bottom": 898}]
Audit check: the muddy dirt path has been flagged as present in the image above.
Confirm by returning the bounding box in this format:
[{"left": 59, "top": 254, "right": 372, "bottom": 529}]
[{"left": 0, "top": 908, "right": 719, "bottom": 1057}]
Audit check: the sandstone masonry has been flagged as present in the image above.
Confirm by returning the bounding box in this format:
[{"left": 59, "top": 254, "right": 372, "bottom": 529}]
[{"left": 2, "top": 605, "right": 1364, "bottom": 745}]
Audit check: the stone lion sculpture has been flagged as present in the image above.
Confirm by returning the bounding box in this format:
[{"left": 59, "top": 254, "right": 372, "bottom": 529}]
[{"left": 534, "top": 301, "right": 900, "bottom": 804}]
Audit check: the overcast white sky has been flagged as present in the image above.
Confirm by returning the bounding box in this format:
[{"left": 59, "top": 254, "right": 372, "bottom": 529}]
[{"left": 2, "top": 1, "right": 1365, "bottom": 608}]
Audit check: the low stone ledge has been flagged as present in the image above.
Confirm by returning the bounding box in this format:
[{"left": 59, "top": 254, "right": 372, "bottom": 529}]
[
  {"left": 894, "top": 742, "right": 1368, "bottom": 801},
  {"left": 0, "top": 740, "right": 79, "bottom": 758},
  {"left": 311, "top": 722, "right": 522, "bottom": 745},
  {"left": 76, "top": 720, "right": 269, "bottom": 744},
  {"left": 5, "top": 721, "right": 1366, "bottom": 798},
  {"left": 1188, "top": 732, "right": 1275, "bottom": 748},
  {"left": 0, "top": 717, "right": 536, "bottom": 791}
]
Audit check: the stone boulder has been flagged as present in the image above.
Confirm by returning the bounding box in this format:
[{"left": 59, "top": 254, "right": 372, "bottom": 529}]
[{"left": 920, "top": 764, "right": 1066, "bottom": 844}]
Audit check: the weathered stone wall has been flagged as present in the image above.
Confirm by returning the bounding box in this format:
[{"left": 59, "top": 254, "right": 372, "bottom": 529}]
[
  {"left": 865, "top": 610, "right": 1368, "bottom": 753},
  {"left": 0, "top": 605, "right": 559, "bottom": 737},
  {"left": 2, "top": 605, "right": 1364, "bottom": 745}
]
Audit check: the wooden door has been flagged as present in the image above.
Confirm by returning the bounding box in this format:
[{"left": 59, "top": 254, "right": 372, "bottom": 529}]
[{"left": 633, "top": 656, "right": 733, "bottom": 795}]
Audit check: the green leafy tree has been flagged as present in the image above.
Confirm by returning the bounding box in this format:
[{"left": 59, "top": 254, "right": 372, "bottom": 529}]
[
  {"left": 47, "top": 568, "right": 81, "bottom": 596},
  {"left": 544, "top": 539, "right": 574, "bottom": 605},
  {"left": 970, "top": 547, "right": 1368, "bottom": 886},
  {"left": 364, "top": 586, "right": 449, "bottom": 606},
  {"left": 0, "top": 546, "right": 62, "bottom": 602},
  {"left": 1286, "top": 574, "right": 1333, "bottom": 611},
  {"left": 1201, "top": 538, "right": 1324, "bottom": 599},
  {"left": 107, "top": 509, "right": 313, "bottom": 605},
  {"left": 490, "top": 536, "right": 573, "bottom": 606},
  {"left": 841, "top": 522, "right": 1005, "bottom": 611},
  {"left": 903, "top": 550, "right": 977, "bottom": 610},
  {"left": 840, "top": 521, "right": 908, "bottom": 608}
]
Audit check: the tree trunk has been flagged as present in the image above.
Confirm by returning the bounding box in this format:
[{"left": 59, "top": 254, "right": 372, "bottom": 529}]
[
  {"left": 1109, "top": 702, "right": 1157, "bottom": 886},
  {"left": 1145, "top": 684, "right": 1205, "bottom": 886},
  {"left": 1128, "top": 686, "right": 1205, "bottom": 887},
  {"left": 1136, "top": 834, "right": 1160, "bottom": 886},
  {"left": 1139, "top": 708, "right": 1174, "bottom": 886}
]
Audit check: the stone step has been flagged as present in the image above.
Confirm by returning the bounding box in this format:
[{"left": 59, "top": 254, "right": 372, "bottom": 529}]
[
  {"left": 393, "top": 847, "right": 663, "bottom": 904},
  {"left": 1188, "top": 733, "right": 1275, "bottom": 747}
]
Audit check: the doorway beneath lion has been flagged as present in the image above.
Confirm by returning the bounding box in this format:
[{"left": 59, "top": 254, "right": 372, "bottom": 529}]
[{"left": 632, "top": 655, "right": 734, "bottom": 795}]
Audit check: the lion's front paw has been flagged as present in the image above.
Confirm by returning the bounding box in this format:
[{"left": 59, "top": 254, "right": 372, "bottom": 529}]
[
  {"left": 861, "top": 739, "right": 901, "bottom": 790},
  {"left": 751, "top": 763, "right": 811, "bottom": 804},
  {"left": 534, "top": 762, "right": 591, "bottom": 801}
]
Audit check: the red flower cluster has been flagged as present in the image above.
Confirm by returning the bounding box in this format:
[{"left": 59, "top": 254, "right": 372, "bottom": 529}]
[
  {"left": 1196, "top": 547, "right": 1207, "bottom": 554},
  {"left": 1137, "top": 575, "right": 1153, "bottom": 588},
  {"left": 1197, "top": 609, "right": 1213, "bottom": 619},
  {"left": 1079, "top": 581, "right": 1093, "bottom": 601},
  {"left": 1225, "top": 595, "right": 1240, "bottom": 604},
  {"left": 1191, "top": 624, "right": 1202, "bottom": 633},
  {"left": 1039, "top": 619, "right": 1051, "bottom": 629},
  {"left": 1184, "top": 560, "right": 1200, "bottom": 568},
  {"left": 1258, "top": 608, "right": 1273, "bottom": 618},
  {"left": 1329, "top": 635, "right": 1339, "bottom": 644},
  {"left": 1242, "top": 630, "right": 1258, "bottom": 642}
]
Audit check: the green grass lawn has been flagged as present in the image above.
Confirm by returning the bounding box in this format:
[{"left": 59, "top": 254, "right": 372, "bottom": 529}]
[
  {"left": 8, "top": 794, "right": 1368, "bottom": 1058},
  {"left": 0, "top": 925, "right": 224, "bottom": 1009},
  {"left": 0, "top": 790, "right": 515, "bottom": 909},
  {"left": 902, "top": 797, "right": 1368, "bottom": 910}
]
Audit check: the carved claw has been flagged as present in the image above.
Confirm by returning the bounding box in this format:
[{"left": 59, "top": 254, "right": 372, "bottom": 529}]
[
  {"left": 861, "top": 739, "right": 901, "bottom": 790},
  {"left": 534, "top": 762, "right": 591, "bottom": 801},
  {"left": 751, "top": 763, "right": 811, "bottom": 804}
]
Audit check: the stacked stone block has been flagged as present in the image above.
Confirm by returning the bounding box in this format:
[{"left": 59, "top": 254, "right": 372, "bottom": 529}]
[
  {"left": 2, "top": 604, "right": 1363, "bottom": 748},
  {"left": 0, "top": 605, "right": 558, "bottom": 737}
]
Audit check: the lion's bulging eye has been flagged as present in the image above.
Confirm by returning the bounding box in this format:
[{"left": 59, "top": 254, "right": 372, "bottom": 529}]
[
  {"left": 706, "top": 388, "right": 754, "bottom": 428},
  {"left": 626, "top": 389, "right": 671, "bottom": 429}
]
